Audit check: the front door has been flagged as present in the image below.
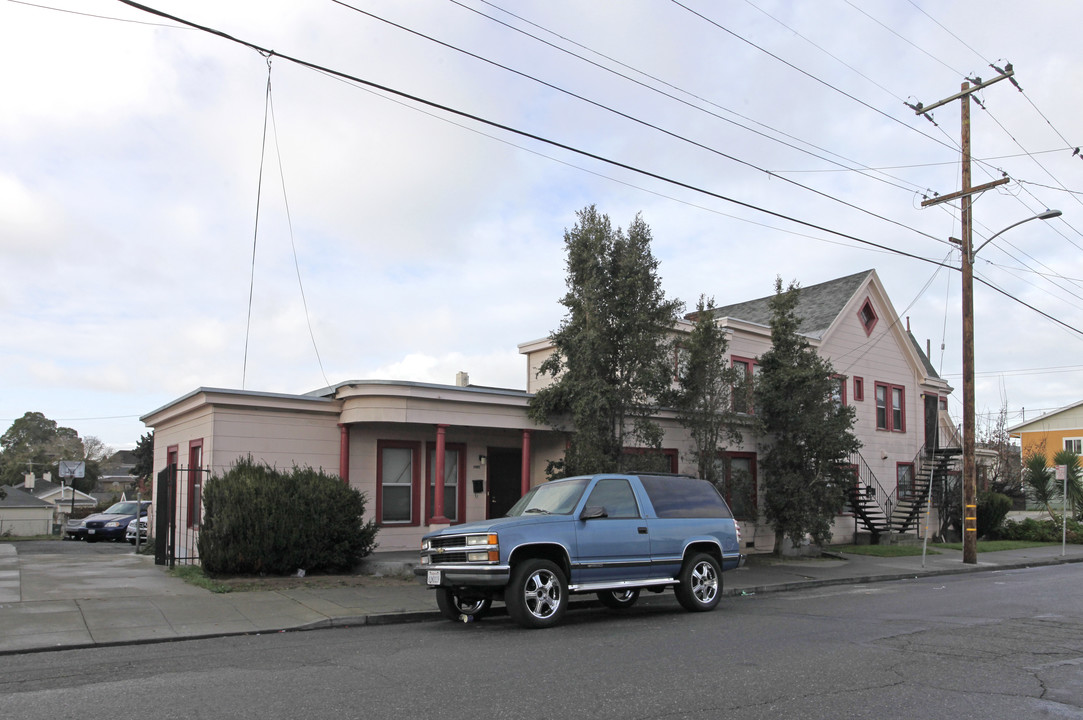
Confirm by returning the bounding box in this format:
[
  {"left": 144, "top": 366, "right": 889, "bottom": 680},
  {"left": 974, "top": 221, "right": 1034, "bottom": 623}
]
[
  {"left": 924, "top": 394, "right": 939, "bottom": 451},
  {"left": 487, "top": 447, "right": 521, "bottom": 519},
  {"left": 573, "top": 477, "right": 650, "bottom": 585}
]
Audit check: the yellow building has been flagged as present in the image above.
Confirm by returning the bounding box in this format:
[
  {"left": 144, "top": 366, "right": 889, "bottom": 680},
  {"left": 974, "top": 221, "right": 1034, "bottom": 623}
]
[{"left": 1009, "top": 400, "right": 1083, "bottom": 465}]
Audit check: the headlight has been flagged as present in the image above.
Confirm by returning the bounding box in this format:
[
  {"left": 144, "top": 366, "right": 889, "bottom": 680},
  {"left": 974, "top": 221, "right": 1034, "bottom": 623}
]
[
  {"left": 105, "top": 521, "right": 121, "bottom": 528},
  {"left": 467, "top": 551, "right": 490, "bottom": 562},
  {"left": 465, "top": 533, "right": 497, "bottom": 546},
  {"left": 421, "top": 539, "right": 431, "bottom": 551}
]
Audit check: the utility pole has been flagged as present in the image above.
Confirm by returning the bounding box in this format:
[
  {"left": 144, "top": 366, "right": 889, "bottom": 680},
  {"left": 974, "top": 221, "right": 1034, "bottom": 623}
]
[{"left": 914, "top": 69, "right": 1015, "bottom": 565}]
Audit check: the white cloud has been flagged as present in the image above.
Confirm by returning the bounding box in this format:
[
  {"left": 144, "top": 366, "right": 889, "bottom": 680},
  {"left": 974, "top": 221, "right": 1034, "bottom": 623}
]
[{"left": 2, "top": 0, "right": 1082, "bottom": 447}]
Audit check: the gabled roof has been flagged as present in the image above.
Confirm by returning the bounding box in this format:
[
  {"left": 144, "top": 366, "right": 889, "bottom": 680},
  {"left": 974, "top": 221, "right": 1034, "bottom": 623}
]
[
  {"left": 907, "top": 331, "right": 942, "bottom": 381},
  {"left": 705, "top": 270, "right": 873, "bottom": 339},
  {"left": 1008, "top": 398, "right": 1083, "bottom": 433},
  {"left": 0, "top": 486, "right": 53, "bottom": 509}
]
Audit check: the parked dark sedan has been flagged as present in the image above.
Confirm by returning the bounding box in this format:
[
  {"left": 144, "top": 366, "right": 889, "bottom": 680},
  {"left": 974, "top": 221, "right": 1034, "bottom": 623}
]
[{"left": 67, "top": 501, "right": 151, "bottom": 542}]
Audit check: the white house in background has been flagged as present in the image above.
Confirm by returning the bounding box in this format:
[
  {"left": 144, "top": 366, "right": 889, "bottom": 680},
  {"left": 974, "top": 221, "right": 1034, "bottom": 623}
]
[
  {"left": 0, "top": 486, "right": 55, "bottom": 536},
  {"left": 15, "top": 477, "right": 98, "bottom": 515},
  {"left": 142, "top": 268, "right": 954, "bottom": 557}
]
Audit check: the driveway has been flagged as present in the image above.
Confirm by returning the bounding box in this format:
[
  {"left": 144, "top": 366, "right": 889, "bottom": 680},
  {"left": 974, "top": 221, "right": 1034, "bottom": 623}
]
[{"left": 1, "top": 540, "right": 204, "bottom": 604}]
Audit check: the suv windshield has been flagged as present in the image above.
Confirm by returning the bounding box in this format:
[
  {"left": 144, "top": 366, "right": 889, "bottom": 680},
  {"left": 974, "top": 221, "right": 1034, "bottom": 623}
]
[{"left": 506, "top": 478, "right": 589, "bottom": 516}]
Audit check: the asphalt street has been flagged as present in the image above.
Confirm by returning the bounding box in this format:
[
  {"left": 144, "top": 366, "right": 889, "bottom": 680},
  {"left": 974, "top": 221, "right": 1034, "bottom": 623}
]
[{"left": 1, "top": 562, "right": 1080, "bottom": 720}]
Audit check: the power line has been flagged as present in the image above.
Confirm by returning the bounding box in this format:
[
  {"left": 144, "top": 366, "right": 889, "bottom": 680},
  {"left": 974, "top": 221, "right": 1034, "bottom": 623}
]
[
  {"left": 6, "top": 0, "right": 188, "bottom": 27},
  {"left": 669, "top": 0, "right": 961, "bottom": 156},
  {"left": 114, "top": 0, "right": 1083, "bottom": 341},
  {"left": 331, "top": 0, "right": 945, "bottom": 244},
  {"left": 845, "top": 0, "right": 964, "bottom": 77},
  {"left": 114, "top": 1, "right": 954, "bottom": 267},
  {"left": 941, "top": 363, "right": 1083, "bottom": 379},
  {"left": 265, "top": 59, "right": 331, "bottom": 389},
  {"left": 461, "top": 0, "right": 927, "bottom": 196},
  {"left": 242, "top": 56, "right": 273, "bottom": 390},
  {"left": 307, "top": 61, "right": 907, "bottom": 257}
]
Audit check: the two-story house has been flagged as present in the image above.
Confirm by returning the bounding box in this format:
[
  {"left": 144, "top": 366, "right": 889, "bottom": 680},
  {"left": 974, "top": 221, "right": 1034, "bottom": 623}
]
[{"left": 141, "top": 269, "right": 953, "bottom": 558}]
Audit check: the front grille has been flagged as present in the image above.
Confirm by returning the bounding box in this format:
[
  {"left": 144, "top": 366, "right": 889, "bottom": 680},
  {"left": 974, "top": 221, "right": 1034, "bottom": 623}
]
[
  {"left": 430, "top": 552, "right": 468, "bottom": 565},
  {"left": 430, "top": 535, "right": 467, "bottom": 550}
]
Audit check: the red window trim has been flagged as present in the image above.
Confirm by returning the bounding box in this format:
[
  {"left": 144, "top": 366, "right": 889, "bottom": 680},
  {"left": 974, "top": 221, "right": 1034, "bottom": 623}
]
[
  {"left": 376, "top": 440, "right": 421, "bottom": 527},
  {"left": 672, "top": 342, "right": 688, "bottom": 383},
  {"left": 425, "top": 441, "right": 467, "bottom": 524},
  {"left": 857, "top": 298, "right": 878, "bottom": 336},
  {"left": 621, "top": 447, "right": 679, "bottom": 473},
  {"left": 853, "top": 376, "right": 864, "bottom": 402},
  {"left": 187, "top": 439, "right": 203, "bottom": 529},
  {"left": 731, "top": 355, "right": 758, "bottom": 414},
  {"left": 875, "top": 382, "right": 906, "bottom": 432},
  {"left": 723, "top": 450, "right": 757, "bottom": 520},
  {"left": 833, "top": 374, "right": 848, "bottom": 406}
]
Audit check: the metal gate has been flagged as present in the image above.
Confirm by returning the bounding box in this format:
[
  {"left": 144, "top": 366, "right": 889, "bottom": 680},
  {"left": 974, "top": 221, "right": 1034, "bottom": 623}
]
[{"left": 154, "top": 463, "right": 206, "bottom": 567}]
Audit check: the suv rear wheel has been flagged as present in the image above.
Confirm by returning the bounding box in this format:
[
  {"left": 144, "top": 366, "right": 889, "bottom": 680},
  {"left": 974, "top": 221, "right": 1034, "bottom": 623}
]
[
  {"left": 674, "top": 552, "right": 722, "bottom": 612},
  {"left": 506, "top": 559, "right": 568, "bottom": 629}
]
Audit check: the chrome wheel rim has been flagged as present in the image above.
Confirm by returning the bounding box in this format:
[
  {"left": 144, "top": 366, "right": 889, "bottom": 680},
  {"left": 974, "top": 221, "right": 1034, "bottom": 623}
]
[
  {"left": 690, "top": 561, "right": 718, "bottom": 604},
  {"left": 523, "top": 569, "right": 562, "bottom": 619}
]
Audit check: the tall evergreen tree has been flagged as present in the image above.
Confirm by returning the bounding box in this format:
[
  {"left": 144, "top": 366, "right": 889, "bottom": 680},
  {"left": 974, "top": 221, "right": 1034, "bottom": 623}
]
[
  {"left": 529, "top": 206, "right": 683, "bottom": 477},
  {"left": 130, "top": 432, "right": 155, "bottom": 486},
  {"left": 756, "top": 278, "right": 860, "bottom": 552},
  {"left": 672, "top": 295, "right": 742, "bottom": 485}
]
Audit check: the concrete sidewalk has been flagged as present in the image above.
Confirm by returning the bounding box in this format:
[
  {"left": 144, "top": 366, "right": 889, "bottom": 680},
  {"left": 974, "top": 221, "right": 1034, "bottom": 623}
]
[{"left": 1, "top": 541, "right": 1081, "bottom": 655}]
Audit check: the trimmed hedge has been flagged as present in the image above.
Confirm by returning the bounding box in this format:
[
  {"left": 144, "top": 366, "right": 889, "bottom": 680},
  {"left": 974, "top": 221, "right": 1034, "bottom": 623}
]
[{"left": 198, "top": 457, "right": 379, "bottom": 575}]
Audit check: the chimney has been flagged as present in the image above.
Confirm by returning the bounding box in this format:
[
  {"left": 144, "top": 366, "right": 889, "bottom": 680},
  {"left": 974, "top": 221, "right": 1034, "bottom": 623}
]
[
  {"left": 455, "top": 371, "right": 470, "bottom": 387},
  {"left": 24, "top": 473, "right": 35, "bottom": 490}
]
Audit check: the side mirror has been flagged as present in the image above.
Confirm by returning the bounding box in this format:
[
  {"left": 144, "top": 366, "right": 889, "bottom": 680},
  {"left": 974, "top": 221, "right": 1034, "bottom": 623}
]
[{"left": 580, "top": 505, "right": 608, "bottom": 520}]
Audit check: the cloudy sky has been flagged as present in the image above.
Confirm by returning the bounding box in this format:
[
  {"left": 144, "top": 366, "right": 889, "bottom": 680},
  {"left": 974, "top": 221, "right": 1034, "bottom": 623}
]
[{"left": 2, "top": 0, "right": 1081, "bottom": 452}]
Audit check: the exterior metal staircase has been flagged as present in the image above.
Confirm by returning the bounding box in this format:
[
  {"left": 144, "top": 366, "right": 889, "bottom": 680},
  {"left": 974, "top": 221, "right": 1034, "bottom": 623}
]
[{"left": 847, "top": 446, "right": 958, "bottom": 540}]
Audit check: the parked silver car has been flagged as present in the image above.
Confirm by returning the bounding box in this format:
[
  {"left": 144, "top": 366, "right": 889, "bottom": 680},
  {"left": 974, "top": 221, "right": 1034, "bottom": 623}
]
[{"left": 126, "top": 516, "right": 149, "bottom": 545}]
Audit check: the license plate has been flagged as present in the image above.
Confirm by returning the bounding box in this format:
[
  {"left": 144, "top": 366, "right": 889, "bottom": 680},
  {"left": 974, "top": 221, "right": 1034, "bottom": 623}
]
[
  {"left": 427, "top": 570, "right": 441, "bottom": 585},
  {"left": 88, "top": 529, "right": 96, "bottom": 535}
]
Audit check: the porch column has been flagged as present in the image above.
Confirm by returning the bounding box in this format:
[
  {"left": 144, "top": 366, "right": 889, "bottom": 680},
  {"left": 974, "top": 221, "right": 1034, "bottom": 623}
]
[
  {"left": 520, "top": 429, "right": 532, "bottom": 497},
  {"left": 338, "top": 424, "right": 350, "bottom": 485},
  {"left": 431, "top": 424, "right": 451, "bottom": 524}
]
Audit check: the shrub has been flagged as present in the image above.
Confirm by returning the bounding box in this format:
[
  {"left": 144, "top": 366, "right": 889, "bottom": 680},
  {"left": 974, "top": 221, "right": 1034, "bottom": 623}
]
[
  {"left": 976, "top": 491, "right": 1013, "bottom": 539},
  {"left": 198, "top": 457, "right": 379, "bottom": 575},
  {"left": 992, "top": 517, "right": 1082, "bottom": 543}
]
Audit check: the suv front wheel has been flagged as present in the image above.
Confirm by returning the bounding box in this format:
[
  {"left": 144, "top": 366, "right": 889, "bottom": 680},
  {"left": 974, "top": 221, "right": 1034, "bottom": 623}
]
[
  {"left": 506, "top": 559, "right": 568, "bottom": 629},
  {"left": 674, "top": 552, "right": 722, "bottom": 612}
]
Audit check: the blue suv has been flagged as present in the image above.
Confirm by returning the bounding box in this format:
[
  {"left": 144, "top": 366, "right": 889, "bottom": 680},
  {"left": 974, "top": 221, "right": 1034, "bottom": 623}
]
[{"left": 416, "top": 473, "right": 744, "bottom": 628}]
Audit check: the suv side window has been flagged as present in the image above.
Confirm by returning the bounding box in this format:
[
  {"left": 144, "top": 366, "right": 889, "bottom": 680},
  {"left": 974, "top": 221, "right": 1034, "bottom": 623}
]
[
  {"left": 585, "top": 478, "right": 640, "bottom": 518},
  {"left": 639, "top": 475, "right": 733, "bottom": 519}
]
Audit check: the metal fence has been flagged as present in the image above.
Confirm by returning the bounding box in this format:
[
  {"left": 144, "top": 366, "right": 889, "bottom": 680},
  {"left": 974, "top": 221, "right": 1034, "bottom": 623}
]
[{"left": 154, "top": 463, "right": 205, "bottom": 567}]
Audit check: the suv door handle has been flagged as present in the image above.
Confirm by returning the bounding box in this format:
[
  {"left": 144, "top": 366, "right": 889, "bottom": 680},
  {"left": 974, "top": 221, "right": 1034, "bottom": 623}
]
[{"left": 638, "top": 526, "right": 648, "bottom": 534}]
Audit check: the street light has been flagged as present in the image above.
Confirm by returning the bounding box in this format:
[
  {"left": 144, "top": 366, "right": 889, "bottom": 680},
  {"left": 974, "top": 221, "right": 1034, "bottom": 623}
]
[
  {"left": 973, "top": 209, "right": 1062, "bottom": 255},
  {"left": 959, "top": 208, "right": 1062, "bottom": 564}
]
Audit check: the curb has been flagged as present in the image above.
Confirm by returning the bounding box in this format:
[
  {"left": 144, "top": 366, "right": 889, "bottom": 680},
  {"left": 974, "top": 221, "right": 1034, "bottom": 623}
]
[
  {"left": 2, "top": 553, "right": 1081, "bottom": 657},
  {"left": 723, "top": 553, "right": 1083, "bottom": 597}
]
